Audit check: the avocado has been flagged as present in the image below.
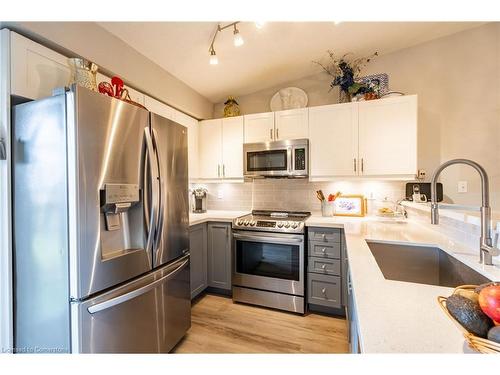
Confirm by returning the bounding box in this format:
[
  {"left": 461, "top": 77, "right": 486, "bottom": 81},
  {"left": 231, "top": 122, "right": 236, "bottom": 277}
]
[
  {"left": 487, "top": 326, "right": 500, "bottom": 344},
  {"left": 446, "top": 294, "right": 493, "bottom": 338},
  {"left": 475, "top": 282, "right": 500, "bottom": 294},
  {"left": 454, "top": 289, "right": 479, "bottom": 304}
]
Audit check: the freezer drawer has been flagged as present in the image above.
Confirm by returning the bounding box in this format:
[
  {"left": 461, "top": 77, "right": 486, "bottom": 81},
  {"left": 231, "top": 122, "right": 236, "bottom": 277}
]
[{"left": 74, "top": 254, "right": 191, "bottom": 353}]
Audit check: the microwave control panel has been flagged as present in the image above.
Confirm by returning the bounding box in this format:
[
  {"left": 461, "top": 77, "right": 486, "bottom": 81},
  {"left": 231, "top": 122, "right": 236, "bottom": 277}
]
[{"left": 294, "top": 148, "right": 306, "bottom": 170}]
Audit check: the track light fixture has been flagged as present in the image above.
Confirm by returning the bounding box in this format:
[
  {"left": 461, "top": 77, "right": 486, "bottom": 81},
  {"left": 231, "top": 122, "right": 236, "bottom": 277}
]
[
  {"left": 209, "top": 21, "right": 260, "bottom": 65},
  {"left": 233, "top": 24, "right": 244, "bottom": 47},
  {"left": 209, "top": 48, "right": 218, "bottom": 65}
]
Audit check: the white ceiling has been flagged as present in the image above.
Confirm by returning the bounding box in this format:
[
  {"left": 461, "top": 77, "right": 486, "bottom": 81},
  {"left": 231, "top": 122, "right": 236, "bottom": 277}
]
[{"left": 100, "top": 22, "right": 483, "bottom": 103}]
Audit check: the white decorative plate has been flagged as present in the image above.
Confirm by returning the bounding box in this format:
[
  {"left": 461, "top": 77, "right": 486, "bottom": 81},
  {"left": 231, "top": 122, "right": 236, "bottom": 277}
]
[{"left": 270, "top": 87, "right": 308, "bottom": 111}]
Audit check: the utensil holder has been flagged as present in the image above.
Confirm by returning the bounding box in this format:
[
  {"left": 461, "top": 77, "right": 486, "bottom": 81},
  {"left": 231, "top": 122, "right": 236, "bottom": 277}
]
[{"left": 321, "top": 201, "right": 335, "bottom": 217}]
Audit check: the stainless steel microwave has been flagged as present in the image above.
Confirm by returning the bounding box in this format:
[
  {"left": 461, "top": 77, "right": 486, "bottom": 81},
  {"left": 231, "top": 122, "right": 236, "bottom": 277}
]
[{"left": 243, "top": 138, "right": 309, "bottom": 178}]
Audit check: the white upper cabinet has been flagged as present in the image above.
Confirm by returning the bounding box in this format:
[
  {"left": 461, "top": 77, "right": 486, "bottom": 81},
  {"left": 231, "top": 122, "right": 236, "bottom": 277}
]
[
  {"left": 198, "top": 119, "right": 223, "bottom": 179},
  {"left": 358, "top": 95, "right": 417, "bottom": 176},
  {"left": 11, "top": 32, "right": 70, "bottom": 99},
  {"left": 11, "top": 31, "right": 145, "bottom": 105},
  {"left": 174, "top": 111, "right": 200, "bottom": 181},
  {"left": 221, "top": 116, "right": 244, "bottom": 179},
  {"left": 244, "top": 109, "right": 308, "bottom": 143},
  {"left": 309, "top": 103, "right": 359, "bottom": 178},
  {"left": 243, "top": 112, "right": 274, "bottom": 143},
  {"left": 274, "top": 108, "right": 308, "bottom": 140},
  {"left": 198, "top": 117, "right": 244, "bottom": 180}
]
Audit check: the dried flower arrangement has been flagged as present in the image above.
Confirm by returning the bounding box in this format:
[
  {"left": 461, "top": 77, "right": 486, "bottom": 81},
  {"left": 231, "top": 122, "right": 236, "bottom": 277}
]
[{"left": 313, "top": 51, "right": 378, "bottom": 102}]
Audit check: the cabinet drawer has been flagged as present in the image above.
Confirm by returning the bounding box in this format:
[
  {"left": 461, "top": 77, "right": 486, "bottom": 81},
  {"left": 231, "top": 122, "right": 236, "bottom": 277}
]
[
  {"left": 308, "top": 257, "right": 341, "bottom": 276},
  {"left": 308, "top": 274, "right": 342, "bottom": 308},
  {"left": 308, "top": 241, "right": 341, "bottom": 259},
  {"left": 308, "top": 228, "right": 341, "bottom": 243}
]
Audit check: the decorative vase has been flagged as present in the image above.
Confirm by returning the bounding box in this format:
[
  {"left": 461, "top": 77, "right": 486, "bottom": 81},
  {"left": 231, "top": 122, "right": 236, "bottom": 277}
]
[
  {"left": 338, "top": 90, "right": 352, "bottom": 104},
  {"left": 68, "top": 58, "right": 98, "bottom": 91},
  {"left": 223, "top": 96, "right": 241, "bottom": 118}
]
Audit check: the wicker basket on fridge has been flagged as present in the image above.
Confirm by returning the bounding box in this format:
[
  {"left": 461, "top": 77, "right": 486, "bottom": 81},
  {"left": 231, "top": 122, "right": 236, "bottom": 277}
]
[{"left": 437, "top": 285, "right": 500, "bottom": 354}]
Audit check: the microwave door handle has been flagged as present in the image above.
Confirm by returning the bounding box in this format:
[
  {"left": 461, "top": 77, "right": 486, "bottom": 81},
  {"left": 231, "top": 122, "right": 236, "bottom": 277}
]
[
  {"left": 288, "top": 147, "right": 292, "bottom": 173},
  {"left": 144, "top": 128, "right": 159, "bottom": 263}
]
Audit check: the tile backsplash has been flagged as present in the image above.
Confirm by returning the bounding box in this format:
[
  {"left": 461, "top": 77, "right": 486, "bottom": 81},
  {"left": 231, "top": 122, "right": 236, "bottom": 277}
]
[{"left": 190, "top": 179, "right": 406, "bottom": 214}]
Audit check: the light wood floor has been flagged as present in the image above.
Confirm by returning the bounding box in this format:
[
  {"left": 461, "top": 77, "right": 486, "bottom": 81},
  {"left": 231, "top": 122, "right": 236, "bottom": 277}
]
[{"left": 173, "top": 293, "right": 349, "bottom": 353}]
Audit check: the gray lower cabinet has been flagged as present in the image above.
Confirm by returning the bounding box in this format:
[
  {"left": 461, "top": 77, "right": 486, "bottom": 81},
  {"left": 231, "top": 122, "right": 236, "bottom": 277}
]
[
  {"left": 307, "top": 227, "right": 347, "bottom": 314},
  {"left": 207, "top": 222, "right": 232, "bottom": 291},
  {"left": 308, "top": 274, "right": 342, "bottom": 308},
  {"left": 347, "top": 268, "right": 361, "bottom": 353},
  {"left": 189, "top": 223, "right": 208, "bottom": 299}
]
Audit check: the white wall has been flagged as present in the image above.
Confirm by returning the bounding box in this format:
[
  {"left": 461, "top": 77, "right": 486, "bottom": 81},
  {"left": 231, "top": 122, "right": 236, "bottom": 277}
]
[
  {"left": 2, "top": 22, "right": 213, "bottom": 119},
  {"left": 214, "top": 23, "right": 500, "bottom": 210}
]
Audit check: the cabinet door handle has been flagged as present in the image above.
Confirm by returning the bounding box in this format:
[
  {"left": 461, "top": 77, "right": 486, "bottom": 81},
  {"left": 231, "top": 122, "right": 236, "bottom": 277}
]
[
  {"left": 321, "top": 288, "right": 326, "bottom": 294},
  {"left": 276, "top": 128, "right": 279, "bottom": 139},
  {"left": 321, "top": 264, "right": 327, "bottom": 270},
  {"left": 353, "top": 158, "right": 357, "bottom": 172},
  {"left": 270, "top": 128, "right": 273, "bottom": 140},
  {"left": 217, "top": 164, "right": 220, "bottom": 178},
  {"left": 361, "top": 158, "right": 364, "bottom": 173},
  {"left": 223, "top": 164, "right": 225, "bottom": 177},
  {"left": 321, "top": 248, "right": 326, "bottom": 253},
  {"left": 322, "top": 234, "right": 326, "bottom": 240}
]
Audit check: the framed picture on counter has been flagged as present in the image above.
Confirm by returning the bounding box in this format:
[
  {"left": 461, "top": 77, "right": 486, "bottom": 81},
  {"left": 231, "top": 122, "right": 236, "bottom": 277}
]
[{"left": 334, "top": 195, "right": 366, "bottom": 217}]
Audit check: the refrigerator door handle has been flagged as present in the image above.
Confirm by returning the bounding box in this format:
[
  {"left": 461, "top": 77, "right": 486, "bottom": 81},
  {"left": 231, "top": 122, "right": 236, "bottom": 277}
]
[
  {"left": 151, "top": 128, "right": 165, "bottom": 260},
  {"left": 144, "top": 128, "right": 159, "bottom": 260},
  {"left": 87, "top": 255, "right": 189, "bottom": 314}
]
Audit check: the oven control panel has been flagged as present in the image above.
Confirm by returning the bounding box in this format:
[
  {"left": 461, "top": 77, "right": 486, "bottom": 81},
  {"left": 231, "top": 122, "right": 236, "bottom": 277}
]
[{"left": 233, "top": 218, "right": 304, "bottom": 233}]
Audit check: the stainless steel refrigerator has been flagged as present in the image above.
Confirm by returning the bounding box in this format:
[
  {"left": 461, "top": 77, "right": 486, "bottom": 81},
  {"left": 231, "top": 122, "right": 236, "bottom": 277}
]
[{"left": 12, "top": 85, "right": 190, "bottom": 353}]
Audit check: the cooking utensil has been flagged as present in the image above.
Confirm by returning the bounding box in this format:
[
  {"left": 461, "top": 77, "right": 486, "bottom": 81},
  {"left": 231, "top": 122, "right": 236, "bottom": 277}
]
[
  {"left": 98, "top": 82, "right": 114, "bottom": 97},
  {"left": 316, "top": 190, "right": 326, "bottom": 202},
  {"left": 111, "top": 76, "right": 124, "bottom": 98}
]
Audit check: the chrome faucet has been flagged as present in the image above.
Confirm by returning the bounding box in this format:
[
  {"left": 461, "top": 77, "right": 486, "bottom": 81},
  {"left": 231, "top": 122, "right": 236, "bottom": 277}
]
[{"left": 430, "top": 159, "right": 499, "bottom": 265}]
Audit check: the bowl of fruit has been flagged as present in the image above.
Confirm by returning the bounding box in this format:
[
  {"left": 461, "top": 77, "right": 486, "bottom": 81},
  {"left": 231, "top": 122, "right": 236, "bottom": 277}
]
[{"left": 438, "top": 283, "right": 500, "bottom": 353}]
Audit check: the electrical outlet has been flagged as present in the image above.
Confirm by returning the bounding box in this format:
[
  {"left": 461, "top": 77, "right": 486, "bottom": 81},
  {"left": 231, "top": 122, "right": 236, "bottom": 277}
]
[
  {"left": 417, "top": 169, "right": 426, "bottom": 180},
  {"left": 217, "top": 189, "right": 223, "bottom": 199},
  {"left": 458, "top": 181, "right": 468, "bottom": 193}
]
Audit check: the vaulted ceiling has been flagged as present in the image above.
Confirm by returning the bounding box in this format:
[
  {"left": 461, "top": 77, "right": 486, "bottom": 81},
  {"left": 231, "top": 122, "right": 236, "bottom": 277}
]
[{"left": 100, "top": 22, "right": 483, "bottom": 103}]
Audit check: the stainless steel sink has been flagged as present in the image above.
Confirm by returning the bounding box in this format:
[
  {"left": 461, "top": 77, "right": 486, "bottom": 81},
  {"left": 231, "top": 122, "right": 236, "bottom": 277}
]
[{"left": 367, "top": 241, "right": 490, "bottom": 288}]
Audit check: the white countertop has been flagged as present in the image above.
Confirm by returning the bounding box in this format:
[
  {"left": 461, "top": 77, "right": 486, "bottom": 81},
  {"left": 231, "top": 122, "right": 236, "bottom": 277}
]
[
  {"left": 188, "top": 210, "right": 500, "bottom": 352},
  {"left": 306, "top": 214, "right": 500, "bottom": 353},
  {"left": 189, "top": 210, "right": 249, "bottom": 226},
  {"left": 401, "top": 200, "right": 500, "bottom": 227}
]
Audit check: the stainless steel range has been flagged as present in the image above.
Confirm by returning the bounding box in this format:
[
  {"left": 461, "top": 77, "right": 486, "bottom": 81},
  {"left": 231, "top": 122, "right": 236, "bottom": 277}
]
[{"left": 232, "top": 210, "right": 310, "bottom": 314}]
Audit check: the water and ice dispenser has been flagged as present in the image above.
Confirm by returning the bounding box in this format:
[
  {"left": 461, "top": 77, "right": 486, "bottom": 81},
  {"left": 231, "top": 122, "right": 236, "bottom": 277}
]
[{"left": 100, "top": 183, "right": 142, "bottom": 260}]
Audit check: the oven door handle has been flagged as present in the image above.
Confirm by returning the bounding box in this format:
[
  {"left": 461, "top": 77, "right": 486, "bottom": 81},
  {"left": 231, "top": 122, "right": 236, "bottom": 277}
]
[{"left": 233, "top": 233, "right": 304, "bottom": 244}]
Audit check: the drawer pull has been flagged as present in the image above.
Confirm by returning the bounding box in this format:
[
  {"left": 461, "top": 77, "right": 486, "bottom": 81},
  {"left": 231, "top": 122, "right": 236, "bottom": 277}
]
[
  {"left": 321, "top": 248, "right": 326, "bottom": 253},
  {"left": 321, "top": 264, "right": 327, "bottom": 270},
  {"left": 322, "top": 234, "right": 326, "bottom": 240},
  {"left": 321, "top": 288, "right": 326, "bottom": 294}
]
